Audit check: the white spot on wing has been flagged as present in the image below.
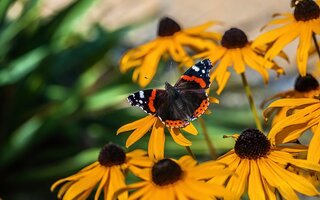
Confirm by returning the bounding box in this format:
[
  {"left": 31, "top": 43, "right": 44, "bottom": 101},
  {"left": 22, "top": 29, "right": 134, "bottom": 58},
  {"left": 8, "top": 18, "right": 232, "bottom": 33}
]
[
  {"left": 192, "top": 66, "right": 200, "bottom": 72},
  {"left": 202, "top": 69, "right": 205, "bottom": 73},
  {"left": 139, "top": 91, "right": 144, "bottom": 98}
]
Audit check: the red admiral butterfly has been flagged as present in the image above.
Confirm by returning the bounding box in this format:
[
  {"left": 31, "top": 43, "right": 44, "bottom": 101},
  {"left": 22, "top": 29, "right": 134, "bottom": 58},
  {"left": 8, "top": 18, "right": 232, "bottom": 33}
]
[{"left": 128, "top": 59, "right": 212, "bottom": 128}]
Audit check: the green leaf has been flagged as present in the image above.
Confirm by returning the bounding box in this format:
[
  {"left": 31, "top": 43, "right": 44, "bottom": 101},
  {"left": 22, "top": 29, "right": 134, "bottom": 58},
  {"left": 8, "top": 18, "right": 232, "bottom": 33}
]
[
  {"left": 0, "top": 116, "right": 42, "bottom": 166},
  {"left": 0, "top": 47, "right": 48, "bottom": 86},
  {"left": 84, "top": 84, "right": 134, "bottom": 111},
  {"left": 0, "top": 0, "right": 15, "bottom": 25}
]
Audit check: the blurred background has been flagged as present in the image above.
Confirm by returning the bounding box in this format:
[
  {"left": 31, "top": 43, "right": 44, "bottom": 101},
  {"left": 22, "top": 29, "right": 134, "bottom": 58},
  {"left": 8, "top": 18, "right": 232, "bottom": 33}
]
[{"left": 0, "top": 0, "right": 313, "bottom": 199}]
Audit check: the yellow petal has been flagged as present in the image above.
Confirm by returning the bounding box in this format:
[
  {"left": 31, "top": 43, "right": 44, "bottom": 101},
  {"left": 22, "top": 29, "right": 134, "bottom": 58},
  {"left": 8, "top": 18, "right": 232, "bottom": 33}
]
[
  {"left": 94, "top": 168, "right": 109, "bottom": 200},
  {"left": 109, "top": 167, "right": 127, "bottom": 200},
  {"left": 182, "top": 180, "right": 216, "bottom": 200},
  {"left": 267, "top": 157, "right": 319, "bottom": 197},
  {"left": 126, "top": 116, "right": 157, "bottom": 147},
  {"left": 51, "top": 162, "right": 99, "bottom": 191},
  {"left": 182, "top": 123, "right": 198, "bottom": 135},
  {"left": 296, "top": 23, "right": 312, "bottom": 76},
  {"left": 266, "top": 98, "right": 319, "bottom": 108},
  {"left": 260, "top": 172, "right": 276, "bottom": 200},
  {"left": 308, "top": 124, "right": 320, "bottom": 163},
  {"left": 226, "top": 159, "right": 250, "bottom": 199},
  {"left": 168, "top": 128, "right": 192, "bottom": 146},
  {"left": 127, "top": 182, "right": 152, "bottom": 200},
  {"left": 148, "top": 119, "right": 165, "bottom": 160},
  {"left": 264, "top": 26, "right": 300, "bottom": 60},
  {"left": 63, "top": 166, "right": 104, "bottom": 200},
  {"left": 183, "top": 21, "right": 218, "bottom": 34},
  {"left": 252, "top": 22, "right": 298, "bottom": 48},
  {"left": 260, "top": 14, "right": 294, "bottom": 31},
  {"left": 209, "top": 96, "right": 219, "bottom": 104},
  {"left": 258, "top": 159, "right": 299, "bottom": 200},
  {"left": 175, "top": 34, "right": 206, "bottom": 50},
  {"left": 248, "top": 160, "right": 265, "bottom": 200},
  {"left": 211, "top": 51, "right": 231, "bottom": 94},
  {"left": 242, "top": 49, "right": 269, "bottom": 83},
  {"left": 179, "top": 155, "right": 197, "bottom": 168},
  {"left": 117, "top": 115, "right": 155, "bottom": 134},
  {"left": 269, "top": 151, "right": 320, "bottom": 171},
  {"left": 138, "top": 43, "right": 167, "bottom": 87},
  {"left": 231, "top": 48, "right": 245, "bottom": 74}
]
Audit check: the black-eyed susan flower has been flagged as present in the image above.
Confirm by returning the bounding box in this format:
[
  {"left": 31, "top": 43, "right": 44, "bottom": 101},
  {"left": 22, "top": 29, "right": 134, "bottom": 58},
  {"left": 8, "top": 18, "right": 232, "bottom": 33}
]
[
  {"left": 267, "top": 97, "right": 320, "bottom": 163},
  {"left": 209, "top": 129, "right": 320, "bottom": 200},
  {"left": 117, "top": 115, "right": 199, "bottom": 160},
  {"left": 120, "top": 17, "right": 220, "bottom": 87},
  {"left": 194, "top": 27, "right": 285, "bottom": 94},
  {"left": 122, "top": 155, "right": 232, "bottom": 200},
  {"left": 252, "top": 0, "right": 320, "bottom": 76},
  {"left": 51, "top": 143, "right": 152, "bottom": 200},
  {"left": 263, "top": 73, "right": 320, "bottom": 125}
]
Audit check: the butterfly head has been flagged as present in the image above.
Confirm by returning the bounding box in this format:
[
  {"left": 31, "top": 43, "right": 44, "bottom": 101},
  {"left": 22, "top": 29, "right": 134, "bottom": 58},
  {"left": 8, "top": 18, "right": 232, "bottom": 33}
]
[{"left": 165, "top": 81, "right": 179, "bottom": 99}]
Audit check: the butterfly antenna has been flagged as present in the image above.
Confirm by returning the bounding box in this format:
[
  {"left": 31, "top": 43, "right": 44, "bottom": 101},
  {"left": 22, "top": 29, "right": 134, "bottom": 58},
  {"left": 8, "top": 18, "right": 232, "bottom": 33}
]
[{"left": 144, "top": 76, "right": 162, "bottom": 84}]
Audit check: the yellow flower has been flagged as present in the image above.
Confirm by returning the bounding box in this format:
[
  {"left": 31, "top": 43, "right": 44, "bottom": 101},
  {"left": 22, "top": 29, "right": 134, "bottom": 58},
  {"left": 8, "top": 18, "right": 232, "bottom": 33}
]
[
  {"left": 194, "top": 27, "right": 285, "bottom": 94},
  {"left": 252, "top": 0, "right": 320, "bottom": 76},
  {"left": 120, "top": 17, "right": 220, "bottom": 87},
  {"left": 117, "top": 115, "right": 199, "bottom": 160},
  {"left": 267, "top": 97, "right": 320, "bottom": 163},
  {"left": 122, "top": 156, "right": 232, "bottom": 200},
  {"left": 262, "top": 73, "right": 320, "bottom": 125},
  {"left": 51, "top": 143, "right": 152, "bottom": 200},
  {"left": 209, "top": 129, "right": 320, "bottom": 200}
]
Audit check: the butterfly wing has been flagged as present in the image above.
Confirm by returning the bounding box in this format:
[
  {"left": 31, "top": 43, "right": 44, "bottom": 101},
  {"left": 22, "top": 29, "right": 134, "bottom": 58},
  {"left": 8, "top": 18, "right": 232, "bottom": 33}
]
[
  {"left": 127, "top": 89, "right": 167, "bottom": 115},
  {"left": 175, "top": 59, "right": 213, "bottom": 89},
  {"left": 157, "top": 59, "right": 212, "bottom": 127}
]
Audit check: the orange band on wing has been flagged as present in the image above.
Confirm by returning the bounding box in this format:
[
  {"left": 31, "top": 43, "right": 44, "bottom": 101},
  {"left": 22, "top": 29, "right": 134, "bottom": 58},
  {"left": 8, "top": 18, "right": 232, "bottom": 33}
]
[
  {"left": 181, "top": 75, "right": 207, "bottom": 88},
  {"left": 148, "top": 89, "right": 157, "bottom": 113},
  {"left": 193, "top": 99, "right": 210, "bottom": 118},
  {"left": 165, "top": 120, "right": 189, "bottom": 128}
]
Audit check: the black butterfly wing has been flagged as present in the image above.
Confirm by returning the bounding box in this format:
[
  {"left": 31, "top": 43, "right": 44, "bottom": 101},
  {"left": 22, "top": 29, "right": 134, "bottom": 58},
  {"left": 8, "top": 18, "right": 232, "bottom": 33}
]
[
  {"left": 156, "top": 59, "right": 212, "bottom": 127},
  {"left": 127, "top": 89, "right": 167, "bottom": 115},
  {"left": 156, "top": 90, "right": 209, "bottom": 128},
  {"left": 175, "top": 59, "right": 213, "bottom": 90}
]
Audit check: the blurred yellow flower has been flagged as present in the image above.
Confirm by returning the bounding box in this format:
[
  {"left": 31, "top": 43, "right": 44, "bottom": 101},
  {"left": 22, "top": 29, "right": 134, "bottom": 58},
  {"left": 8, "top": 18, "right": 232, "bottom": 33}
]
[
  {"left": 209, "top": 129, "right": 320, "bottom": 200},
  {"left": 51, "top": 144, "right": 152, "bottom": 200},
  {"left": 252, "top": 0, "right": 320, "bottom": 76},
  {"left": 120, "top": 17, "right": 220, "bottom": 87},
  {"left": 262, "top": 73, "right": 320, "bottom": 125},
  {"left": 267, "top": 98, "right": 320, "bottom": 163},
  {"left": 194, "top": 27, "right": 285, "bottom": 94},
  {"left": 122, "top": 156, "right": 232, "bottom": 200},
  {"left": 117, "top": 115, "right": 198, "bottom": 160}
]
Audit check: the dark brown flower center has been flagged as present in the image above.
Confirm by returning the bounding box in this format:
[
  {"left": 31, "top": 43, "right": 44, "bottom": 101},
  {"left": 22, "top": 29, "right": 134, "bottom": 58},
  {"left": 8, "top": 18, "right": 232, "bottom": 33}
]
[
  {"left": 235, "top": 129, "right": 271, "bottom": 159},
  {"left": 152, "top": 159, "right": 183, "bottom": 186},
  {"left": 294, "top": 74, "right": 319, "bottom": 92},
  {"left": 98, "top": 143, "right": 126, "bottom": 166},
  {"left": 221, "top": 28, "right": 248, "bottom": 49},
  {"left": 157, "top": 17, "right": 182, "bottom": 37},
  {"left": 293, "top": 0, "right": 320, "bottom": 21}
]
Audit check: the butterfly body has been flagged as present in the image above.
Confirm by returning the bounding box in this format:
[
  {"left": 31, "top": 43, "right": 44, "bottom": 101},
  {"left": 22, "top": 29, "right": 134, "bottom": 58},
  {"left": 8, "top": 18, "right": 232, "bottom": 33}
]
[{"left": 128, "top": 59, "right": 213, "bottom": 128}]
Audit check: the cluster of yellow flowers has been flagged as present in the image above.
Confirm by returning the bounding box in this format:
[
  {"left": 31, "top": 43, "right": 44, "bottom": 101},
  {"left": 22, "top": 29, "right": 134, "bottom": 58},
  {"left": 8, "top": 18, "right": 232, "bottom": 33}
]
[{"left": 51, "top": 0, "right": 320, "bottom": 199}]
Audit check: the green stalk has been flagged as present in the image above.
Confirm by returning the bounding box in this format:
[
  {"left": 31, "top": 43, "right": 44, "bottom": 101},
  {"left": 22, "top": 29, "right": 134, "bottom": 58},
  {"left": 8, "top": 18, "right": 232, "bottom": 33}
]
[
  {"left": 185, "top": 146, "right": 196, "bottom": 160},
  {"left": 312, "top": 33, "right": 320, "bottom": 59},
  {"left": 240, "top": 73, "right": 262, "bottom": 131},
  {"left": 198, "top": 117, "right": 217, "bottom": 159}
]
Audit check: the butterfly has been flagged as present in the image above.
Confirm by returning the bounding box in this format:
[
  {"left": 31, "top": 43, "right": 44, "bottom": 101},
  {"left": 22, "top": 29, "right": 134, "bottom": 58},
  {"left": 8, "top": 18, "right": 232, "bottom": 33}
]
[{"left": 128, "top": 59, "right": 213, "bottom": 128}]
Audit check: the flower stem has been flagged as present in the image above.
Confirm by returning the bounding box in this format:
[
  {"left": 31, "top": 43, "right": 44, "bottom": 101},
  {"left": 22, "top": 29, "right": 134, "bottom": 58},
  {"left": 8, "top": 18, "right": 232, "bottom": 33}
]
[
  {"left": 185, "top": 146, "right": 196, "bottom": 160},
  {"left": 312, "top": 33, "right": 320, "bottom": 59},
  {"left": 240, "top": 73, "right": 262, "bottom": 131},
  {"left": 198, "top": 117, "right": 217, "bottom": 159}
]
